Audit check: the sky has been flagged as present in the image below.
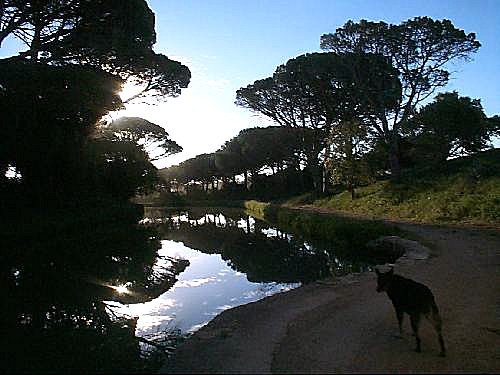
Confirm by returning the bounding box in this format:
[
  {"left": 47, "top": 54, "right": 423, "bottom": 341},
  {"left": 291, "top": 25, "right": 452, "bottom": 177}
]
[{"left": 2, "top": 0, "right": 499, "bottom": 168}]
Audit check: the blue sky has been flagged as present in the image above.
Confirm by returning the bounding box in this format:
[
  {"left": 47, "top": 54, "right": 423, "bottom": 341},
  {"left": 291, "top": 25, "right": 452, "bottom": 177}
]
[
  {"left": 2, "top": 0, "right": 499, "bottom": 167},
  {"left": 143, "top": 0, "right": 500, "bottom": 167}
]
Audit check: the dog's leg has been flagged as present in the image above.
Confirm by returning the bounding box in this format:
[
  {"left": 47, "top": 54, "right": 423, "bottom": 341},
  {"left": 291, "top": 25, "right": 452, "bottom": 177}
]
[
  {"left": 427, "top": 308, "right": 446, "bottom": 357},
  {"left": 410, "top": 314, "right": 422, "bottom": 353},
  {"left": 395, "top": 308, "right": 404, "bottom": 337}
]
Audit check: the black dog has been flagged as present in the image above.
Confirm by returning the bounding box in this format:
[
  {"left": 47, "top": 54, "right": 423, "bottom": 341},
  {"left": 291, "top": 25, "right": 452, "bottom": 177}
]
[{"left": 375, "top": 267, "right": 446, "bottom": 356}]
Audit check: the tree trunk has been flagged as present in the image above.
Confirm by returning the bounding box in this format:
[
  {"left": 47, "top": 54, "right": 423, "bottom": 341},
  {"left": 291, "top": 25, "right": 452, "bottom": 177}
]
[
  {"left": 243, "top": 170, "right": 248, "bottom": 191},
  {"left": 388, "top": 135, "right": 401, "bottom": 180},
  {"left": 30, "top": 9, "right": 43, "bottom": 61}
]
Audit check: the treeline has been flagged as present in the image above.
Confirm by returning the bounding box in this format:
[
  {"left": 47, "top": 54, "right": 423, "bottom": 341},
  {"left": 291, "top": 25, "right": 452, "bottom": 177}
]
[
  {"left": 159, "top": 126, "right": 318, "bottom": 200},
  {"left": 160, "top": 17, "right": 499, "bottom": 201}
]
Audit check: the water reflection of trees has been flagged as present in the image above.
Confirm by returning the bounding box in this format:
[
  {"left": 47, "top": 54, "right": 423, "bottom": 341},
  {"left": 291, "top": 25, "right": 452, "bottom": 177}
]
[
  {"left": 1, "top": 207, "right": 187, "bottom": 373},
  {"left": 155, "top": 208, "right": 380, "bottom": 284}
]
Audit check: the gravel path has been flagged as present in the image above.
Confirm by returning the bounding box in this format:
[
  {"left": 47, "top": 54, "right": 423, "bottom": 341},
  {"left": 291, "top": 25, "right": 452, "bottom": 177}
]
[{"left": 161, "top": 219, "right": 500, "bottom": 374}]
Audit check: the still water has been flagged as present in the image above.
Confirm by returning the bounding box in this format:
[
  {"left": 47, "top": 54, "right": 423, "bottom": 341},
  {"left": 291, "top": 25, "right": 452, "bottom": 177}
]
[
  {"left": 107, "top": 208, "right": 381, "bottom": 339},
  {"left": 2, "top": 206, "right": 400, "bottom": 372},
  {"left": 109, "top": 240, "right": 299, "bottom": 336}
]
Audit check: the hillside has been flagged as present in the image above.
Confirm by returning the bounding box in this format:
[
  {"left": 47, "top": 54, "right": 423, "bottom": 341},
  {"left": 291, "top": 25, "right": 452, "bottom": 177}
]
[{"left": 289, "top": 149, "right": 500, "bottom": 226}]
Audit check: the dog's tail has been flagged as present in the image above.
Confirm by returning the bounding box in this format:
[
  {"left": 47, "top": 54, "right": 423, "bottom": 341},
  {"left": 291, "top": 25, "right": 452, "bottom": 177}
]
[
  {"left": 428, "top": 296, "right": 446, "bottom": 356},
  {"left": 429, "top": 297, "right": 442, "bottom": 326}
]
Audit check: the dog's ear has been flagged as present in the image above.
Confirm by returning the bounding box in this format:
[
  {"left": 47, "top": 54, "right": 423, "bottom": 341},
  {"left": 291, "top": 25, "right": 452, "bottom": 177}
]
[{"left": 375, "top": 268, "right": 380, "bottom": 275}]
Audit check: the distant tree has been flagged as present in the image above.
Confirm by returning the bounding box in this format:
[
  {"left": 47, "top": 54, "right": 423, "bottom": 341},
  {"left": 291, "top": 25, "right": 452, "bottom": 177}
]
[
  {"left": 103, "top": 117, "right": 182, "bottom": 161},
  {"left": 215, "top": 127, "right": 317, "bottom": 191},
  {"left": 404, "top": 92, "right": 493, "bottom": 163},
  {"left": 321, "top": 17, "right": 481, "bottom": 177},
  {"left": 236, "top": 52, "right": 400, "bottom": 190},
  {"left": 172, "top": 154, "right": 217, "bottom": 193}
]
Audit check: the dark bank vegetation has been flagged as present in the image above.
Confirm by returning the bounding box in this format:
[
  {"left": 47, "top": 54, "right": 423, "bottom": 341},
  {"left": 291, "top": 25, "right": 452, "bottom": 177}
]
[
  {"left": 146, "top": 206, "right": 403, "bottom": 285},
  {"left": 0, "top": 0, "right": 190, "bottom": 373},
  {"left": 244, "top": 201, "right": 405, "bottom": 264}
]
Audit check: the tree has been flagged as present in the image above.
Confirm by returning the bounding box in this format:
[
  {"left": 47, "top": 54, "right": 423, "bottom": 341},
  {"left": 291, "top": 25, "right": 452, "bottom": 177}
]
[
  {"left": 321, "top": 17, "right": 481, "bottom": 177},
  {"left": 486, "top": 115, "right": 500, "bottom": 138},
  {"left": 103, "top": 117, "right": 182, "bottom": 161},
  {"left": 85, "top": 138, "right": 159, "bottom": 200},
  {"left": 0, "top": 0, "right": 190, "bottom": 206},
  {"left": 326, "top": 120, "right": 372, "bottom": 199},
  {"left": 0, "top": 0, "right": 190, "bottom": 100},
  {"left": 404, "top": 92, "right": 493, "bottom": 163},
  {"left": 236, "top": 52, "right": 400, "bottom": 190},
  {"left": 0, "top": 0, "right": 80, "bottom": 50},
  {"left": 215, "top": 127, "right": 316, "bottom": 191},
  {"left": 0, "top": 58, "right": 123, "bottom": 201}
]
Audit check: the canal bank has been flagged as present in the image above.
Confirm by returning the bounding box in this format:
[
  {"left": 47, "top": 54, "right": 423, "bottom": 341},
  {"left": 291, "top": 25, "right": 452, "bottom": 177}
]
[{"left": 161, "top": 217, "right": 499, "bottom": 373}]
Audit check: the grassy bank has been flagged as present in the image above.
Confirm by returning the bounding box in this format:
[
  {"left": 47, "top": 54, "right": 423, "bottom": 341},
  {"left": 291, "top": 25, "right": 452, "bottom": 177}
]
[{"left": 288, "top": 149, "right": 500, "bottom": 226}]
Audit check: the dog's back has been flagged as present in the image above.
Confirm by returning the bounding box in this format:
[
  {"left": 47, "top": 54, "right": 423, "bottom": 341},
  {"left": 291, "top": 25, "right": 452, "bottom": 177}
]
[{"left": 386, "top": 274, "right": 438, "bottom": 315}]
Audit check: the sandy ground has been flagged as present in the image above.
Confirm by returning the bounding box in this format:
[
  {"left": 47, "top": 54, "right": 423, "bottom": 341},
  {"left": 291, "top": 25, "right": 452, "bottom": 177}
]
[{"left": 161, "top": 214, "right": 500, "bottom": 374}]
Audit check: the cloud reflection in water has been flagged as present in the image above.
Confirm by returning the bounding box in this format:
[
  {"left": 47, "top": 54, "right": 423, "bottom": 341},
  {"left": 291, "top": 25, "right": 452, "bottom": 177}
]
[{"left": 114, "top": 239, "right": 299, "bottom": 336}]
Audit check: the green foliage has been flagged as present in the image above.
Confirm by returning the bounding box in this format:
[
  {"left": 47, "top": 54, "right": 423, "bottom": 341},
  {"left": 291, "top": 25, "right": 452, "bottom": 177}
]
[
  {"left": 159, "top": 126, "right": 317, "bottom": 199},
  {"left": 244, "top": 200, "right": 270, "bottom": 219},
  {"left": 236, "top": 52, "right": 400, "bottom": 130},
  {"left": 0, "top": 1, "right": 190, "bottom": 207},
  {"left": 236, "top": 52, "right": 401, "bottom": 188},
  {"left": 321, "top": 17, "right": 480, "bottom": 110},
  {"left": 0, "top": 59, "right": 123, "bottom": 203},
  {"left": 311, "top": 149, "right": 500, "bottom": 225}
]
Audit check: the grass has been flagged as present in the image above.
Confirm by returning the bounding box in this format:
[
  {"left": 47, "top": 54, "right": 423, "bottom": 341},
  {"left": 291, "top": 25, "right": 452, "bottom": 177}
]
[{"left": 307, "top": 149, "right": 500, "bottom": 226}]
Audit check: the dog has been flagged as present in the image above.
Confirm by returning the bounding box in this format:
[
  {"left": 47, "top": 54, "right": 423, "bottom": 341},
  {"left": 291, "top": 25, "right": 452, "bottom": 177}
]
[{"left": 375, "top": 267, "right": 446, "bottom": 356}]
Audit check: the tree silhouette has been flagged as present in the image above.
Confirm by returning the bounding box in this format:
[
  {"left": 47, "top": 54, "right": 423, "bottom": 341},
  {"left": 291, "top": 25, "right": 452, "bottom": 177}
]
[
  {"left": 236, "top": 52, "right": 400, "bottom": 190},
  {"left": 103, "top": 117, "right": 182, "bottom": 161},
  {"left": 321, "top": 17, "right": 481, "bottom": 177},
  {"left": 1, "top": 0, "right": 190, "bottom": 100},
  {"left": 403, "top": 92, "right": 493, "bottom": 163}
]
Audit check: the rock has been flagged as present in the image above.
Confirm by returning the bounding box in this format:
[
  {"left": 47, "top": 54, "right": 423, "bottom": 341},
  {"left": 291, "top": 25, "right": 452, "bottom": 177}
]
[{"left": 367, "top": 235, "right": 430, "bottom": 266}]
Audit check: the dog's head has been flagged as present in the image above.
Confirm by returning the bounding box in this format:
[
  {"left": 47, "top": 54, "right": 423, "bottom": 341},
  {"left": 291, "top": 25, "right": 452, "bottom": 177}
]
[{"left": 375, "top": 267, "right": 394, "bottom": 293}]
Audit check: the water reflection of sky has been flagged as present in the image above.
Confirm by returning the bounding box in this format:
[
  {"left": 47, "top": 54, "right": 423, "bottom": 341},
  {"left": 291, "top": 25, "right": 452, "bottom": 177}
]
[{"left": 109, "top": 240, "right": 299, "bottom": 336}]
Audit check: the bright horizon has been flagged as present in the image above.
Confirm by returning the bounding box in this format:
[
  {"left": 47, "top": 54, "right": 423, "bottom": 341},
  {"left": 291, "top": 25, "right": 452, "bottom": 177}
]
[{"left": 2, "top": 0, "right": 499, "bottom": 169}]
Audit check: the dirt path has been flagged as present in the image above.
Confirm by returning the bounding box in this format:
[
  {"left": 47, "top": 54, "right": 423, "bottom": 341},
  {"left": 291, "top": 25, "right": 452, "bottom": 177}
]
[{"left": 161, "top": 219, "right": 500, "bottom": 374}]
